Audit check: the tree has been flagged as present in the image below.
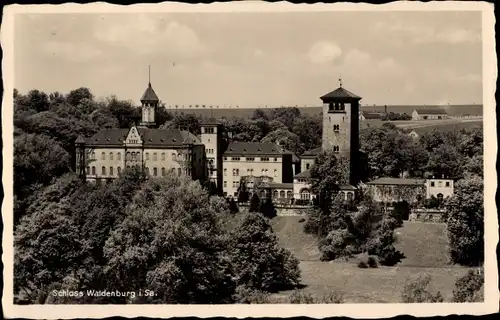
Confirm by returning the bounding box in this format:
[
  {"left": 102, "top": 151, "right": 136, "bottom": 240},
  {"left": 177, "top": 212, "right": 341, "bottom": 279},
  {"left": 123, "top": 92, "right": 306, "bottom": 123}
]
[
  {"left": 401, "top": 275, "right": 444, "bottom": 303},
  {"left": 249, "top": 193, "right": 261, "bottom": 212},
  {"left": 66, "top": 87, "right": 94, "bottom": 107},
  {"left": 26, "top": 89, "right": 50, "bottom": 112},
  {"left": 452, "top": 269, "right": 484, "bottom": 302},
  {"left": 227, "top": 197, "right": 239, "bottom": 214},
  {"left": 103, "top": 174, "right": 236, "bottom": 303},
  {"left": 229, "top": 213, "right": 301, "bottom": 291},
  {"left": 260, "top": 198, "right": 277, "bottom": 219},
  {"left": 446, "top": 175, "right": 484, "bottom": 266},
  {"left": 309, "top": 151, "right": 350, "bottom": 199},
  {"left": 261, "top": 128, "right": 304, "bottom": 154},
  {"left": 425, "top": 143, "right": 464, "bottom": 180},
  {"left": 237, "top": 177, "right": 250, "bottom": 203}
]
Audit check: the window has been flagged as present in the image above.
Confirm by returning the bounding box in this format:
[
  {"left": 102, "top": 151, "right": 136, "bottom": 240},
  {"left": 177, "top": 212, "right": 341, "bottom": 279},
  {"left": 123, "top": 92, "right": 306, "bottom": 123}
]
[
  {"left": 110, "top": 152, "right": 114, "bottom": 160},
  {"left": 287, "top": 191, "right": 293, "bottom": 198},
  {"left": 126, "top": 152, "right": 131, "bottom": 160},
  {"left": 446, "top": 182, "right": 450, "bottom": 187},
  {"left": 347, "top": 192, "right": 353, "bottom": 201},
  {"left": 151, "top": 153, "right": 156, "bottom": 161},
  {"left": 102, "top": 166, "right": 106, "bottom": 175},
  {"left": 117, "top": 167, "right": 121, "bottom": 175},
  {"left": 92, "top": 166, "right": 96, "bottom": 175},
  {"left": 161, "top": 168, "right": 166, "bottom": 176},
  {"left": 145, "top": 167, "right": 150, "bottom": 175},
  {"left": 224, "top": 181, "right": 227, "bottom": 187},
  {"left": 223, "top": 168, "right": 227, "bottom": 176},
  {"left": 117, "top": 153, "right": 121, "bottom": 160},
  {"left": 172, "top": 153, "right": 177, "bottom": 161},
  {"left": 274, "top": 158, "right": 278, "bottom": 162},
  {"left": 261, "top": 169, "right": 265, "bottom": 175},
  {"left": 109, "top": 167, "right": 113, "bottom": 176},
  {"left": 232, "top": 157, "right": 240, "bottom": 161},
  {"left": 273, "top": 190, "right": 279, "bottom": 198},
  {"left": 86, "top": 166, "right": 90, "bottom": 174},
  {"left": 274, "top": 169, "right": 278, "bottom": 177},
  {"left": 146, "top": 153, "right": 150, "bottom": 160},
  {"left": 223, "top": 192, "right": 227, "bottom": 197},
  {"left": 431, "top": 181, "right": 435, "bottom": 187},
  {"left": 261, "top": 157, "right": 269, "bottom": 162},
  {"left": 232, "top": 169, "right": 236, "bottom": 176},
  {"left": 438, "top": 181, "right": 443, "bottom": 187},
  {"left": 280, "top": 190, "right": 286, "bottom": 198},
  {"left": 224, "top": 157, "right": 228, "bottom": 160},
  {"left": 300, "top": 189, "right": 311, "bottom": 200},
  {"left": 178, "top": 168, "right": 182, "bottom": 176},
  {"left": 236, "top": 169, "right": 239, "bottom": 176},
  {"left": 333, "top": 146, "right": 340, "bottom": 152},
  {"left": 101, "top": 152, "right": 106, "bottom": 160},
  {"left": 161, "top": 153, "right": 165, "bottom": 161},
  {"left": 333, "top": 125, "right": 340, "bottom": 131},
  {"left": 208, "top": 138, "right": 211, "bottom": 143},
  {"left": 306, "top": 163, "right": 310, "bottom": 170},
  {"left": 246, "top": 157, "right": 255, "bottom": 162},
  {"left": 204, "top": 127, "right": 214, "bottom": 134},
  {"left": 153, "top": 167, "right": 158, "bottom": 176},
  {"left": 91, "top": 152, "right": 96, "bottom": 160},
  {"left": 232, "top": 181, "right": 237, "bottom": 188},
  {"left": 131, "top": 152, "right": 136, "bottom": 161},
  {"left": 250, "top": 169, "right": 254, "bottom": 176}
]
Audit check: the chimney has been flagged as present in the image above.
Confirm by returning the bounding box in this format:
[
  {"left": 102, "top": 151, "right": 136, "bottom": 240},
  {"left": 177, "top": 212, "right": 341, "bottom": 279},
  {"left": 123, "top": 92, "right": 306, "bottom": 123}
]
[{"left": 384, "top": 105, "right": 388, "bottom": 114}]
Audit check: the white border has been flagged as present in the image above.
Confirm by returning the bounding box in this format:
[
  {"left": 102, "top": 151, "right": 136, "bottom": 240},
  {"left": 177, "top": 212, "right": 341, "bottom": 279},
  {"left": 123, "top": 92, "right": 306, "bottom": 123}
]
[{"left": 2, "top": 1, "right": 498, "bottom": 318}]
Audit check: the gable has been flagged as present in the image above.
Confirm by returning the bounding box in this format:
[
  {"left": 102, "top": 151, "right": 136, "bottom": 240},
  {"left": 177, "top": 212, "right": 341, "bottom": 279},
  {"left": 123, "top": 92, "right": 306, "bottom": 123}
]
[{"left": 125, "top": 126, "right": 143, "bottom": 145}]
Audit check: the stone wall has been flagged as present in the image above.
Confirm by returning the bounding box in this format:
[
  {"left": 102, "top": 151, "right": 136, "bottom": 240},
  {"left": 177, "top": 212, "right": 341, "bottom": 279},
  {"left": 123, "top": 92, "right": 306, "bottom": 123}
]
[
  {"left": 238, "top": 203, "right": 312, "bottom": 216},
  {"left": 409, "top": 209, "right": 446, "bottom": 223}
]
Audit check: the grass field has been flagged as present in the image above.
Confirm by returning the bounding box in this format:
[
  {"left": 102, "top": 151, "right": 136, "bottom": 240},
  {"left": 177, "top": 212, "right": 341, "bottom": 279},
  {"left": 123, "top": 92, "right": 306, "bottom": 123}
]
[{"left": 270, "top": 217, "right": 472, "bottom": 303}]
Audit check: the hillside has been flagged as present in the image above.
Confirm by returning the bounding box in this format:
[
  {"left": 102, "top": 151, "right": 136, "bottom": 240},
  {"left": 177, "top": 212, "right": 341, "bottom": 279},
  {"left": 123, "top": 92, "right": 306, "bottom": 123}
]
[{"left": 166, "top": 104, "right": 483, "bottom": 120}]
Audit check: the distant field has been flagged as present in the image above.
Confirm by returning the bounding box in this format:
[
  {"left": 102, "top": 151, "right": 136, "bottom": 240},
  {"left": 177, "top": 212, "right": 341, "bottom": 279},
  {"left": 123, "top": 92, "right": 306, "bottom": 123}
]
[
  {"left": 167, "top": 104, "right": 483, "bottom": 120},
  {"left": 270, "top": 217, "right": 473, "bottom": 303},
  {"left": 360, "top": 118, "right": 483, "bottom": 133}
]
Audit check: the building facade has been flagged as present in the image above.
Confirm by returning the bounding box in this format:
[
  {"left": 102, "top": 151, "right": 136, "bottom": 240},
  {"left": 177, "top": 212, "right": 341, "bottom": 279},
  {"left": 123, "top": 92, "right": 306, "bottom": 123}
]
[{"left": 412, "top": 108, "right": 448, "bottom": 120}]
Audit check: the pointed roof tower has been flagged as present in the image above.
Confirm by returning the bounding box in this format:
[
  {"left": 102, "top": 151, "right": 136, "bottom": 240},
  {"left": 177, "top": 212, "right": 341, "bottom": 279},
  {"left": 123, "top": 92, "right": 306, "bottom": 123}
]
[{"left": 140, "top": 65, "right": 159, "bottom": 102}]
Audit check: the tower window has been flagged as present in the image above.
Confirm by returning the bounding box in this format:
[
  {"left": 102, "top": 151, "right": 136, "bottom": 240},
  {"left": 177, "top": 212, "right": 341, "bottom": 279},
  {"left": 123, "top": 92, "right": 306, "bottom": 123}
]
[
  {"left": 333, "top": 146, "right": 340, "bottom": 152},
  {"left": 333, "top": 125, "right": 340, "bottom": 131}
]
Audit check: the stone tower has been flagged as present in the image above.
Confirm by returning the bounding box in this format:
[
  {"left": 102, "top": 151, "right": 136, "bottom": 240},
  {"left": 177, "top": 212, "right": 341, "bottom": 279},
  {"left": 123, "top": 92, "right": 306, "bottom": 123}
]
[
  {"left": 200, "top": 119, "right": 223, "bottom": 194},
  {"left": 139, "top": 66, "right": 160, "bottom": 128},
  {"left": 320, "top": 81, "right": 362, "bottom": 185}
]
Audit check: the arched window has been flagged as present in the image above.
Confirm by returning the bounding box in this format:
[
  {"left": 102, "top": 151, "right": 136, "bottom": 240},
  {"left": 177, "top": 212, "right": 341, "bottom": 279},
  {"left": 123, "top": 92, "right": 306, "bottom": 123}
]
[
  {"left": 274, "top": 169, "right": 278, "bottom": 177},
  {"left": 101, "top": 152, "right": 105, "bottom": 160},
  {"left": 91, "top": 152, "right": 96, "bottom": 160},
  {"left": 171, "top": 168, "right": 175, "bottom": 173},
  {"left": 280, "top": 190, "right": 286, "bottom": 198},
  {"left": 340, "top": 191, "right": 346, "bottom": 200},
  {"left": 161, "top": 167, "right": 166, "bottom": 176},
  {"left": 145, "top": 167, "right": 150, "bottom": 175},
  {"left": 172, "top": 153, "right": 176, "bottom": 161},
  {"left": 153, "top": 153, "right": 158, "bottom": 161},
  {"left": 178, "top": 168, "right": 182, "bottom": 176},
  {"left": 86, "top": 166, "right": 90, "bottom": 175},
  {"left": 232, "top": 169, "right": 236, "bottom": 176},
  {"left": 224, "top": 168, "right": 227, "bottom": 176},
  {"left": 117, "top": 152, "right": 121, "bottom": 160},
  {"left": 347, "top": 192, "right": 354, "bottom": 201},
  {"left": 102, "top": 166, "right": 106, "bottom": 175},
  {"left": 161, "top": 153, "right": 165, "bottom": 161},
  {"left": 109, "top": 152, "right": 114, "bottom": 160},
  {"left": 153, "top": 167, "right": 158, "bottom": 176},
  {"left": 300, "top": 189, "right": 311, "bottom": 200},
  {"left": 109, "top": 167, "right": 113, "bottom": 176},
  {"left": 117, "top": 167, "right": 121, "bottom": 175},
  {"left": 287, "top": 191, "right": 293, "bottom": 198},
  {"left": 131, "top": 152, "right": 136, "bottom": 161},
  {"left": 126, "top": 152, "right": 131, "bottom": 160},
  {"left": 146, "top": 152, "right": 150, "bottom": 160},
  {"left": 236, "top": 169, "right": 239, "bottom": 176},
  {"left": 92, "top": 166, "right": 96, "bottom": 175},
  {"left": 273, "top": 190, "right": 279, "bottom": 198}
]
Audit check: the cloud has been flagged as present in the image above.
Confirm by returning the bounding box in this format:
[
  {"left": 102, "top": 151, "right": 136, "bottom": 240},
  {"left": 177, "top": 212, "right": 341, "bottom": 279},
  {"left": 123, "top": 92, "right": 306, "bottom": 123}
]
[
  {"left": 40, "top": 41, "right": 103, "bottom": 62},
  {"left": 94, "top": 15, "right": 208, "bottom": 57},
  {"left": 308, "top": 41, "right": 342, "bottom": 64},
  {"left": 374, "top": 21, "right": 480, "bottom": 44}
]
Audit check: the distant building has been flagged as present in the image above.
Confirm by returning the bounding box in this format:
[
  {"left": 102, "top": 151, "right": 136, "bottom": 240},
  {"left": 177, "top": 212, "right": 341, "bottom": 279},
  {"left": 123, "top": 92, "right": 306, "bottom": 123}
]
[
  {"left": 412, "top": 108, "right": 448, "bottom": 120},
  {"left": 359, "top": 111, "right": 382, "bottom": 121},
  {"left": 408, "top": 130, "right": 419, "bottom": 139},
  {"left": 292, "top": 169, "right": 355, "bottom": 204}
]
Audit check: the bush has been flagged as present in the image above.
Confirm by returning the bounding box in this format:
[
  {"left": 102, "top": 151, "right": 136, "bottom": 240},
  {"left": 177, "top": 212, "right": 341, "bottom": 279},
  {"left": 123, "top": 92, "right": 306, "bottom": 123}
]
[
  {"left": 289, "top": 290, "right": 315, "bottom": 304},
  {"left": 232, "top": 285, "right": 271, "bottom": 304},
  {"left": 452, "top": 269, "right": 484, "bottom": 302},
  {"left": 378, "top": 244, "right": 406, "bottom": 266},
  {"left": 401, "top": 275, "right": 444, "bottom": 303},
  {"left": 367, "top": 256, "right": 378, "bottom": 268},
  {"left": 357, "top": 261, "right": 368, "bottom": 268},
  {"left": 320, "top": 291, "right": 344, "bottom": 304},
  {"left": 303, "top": 217, "right": 319, "bottom": 235}
]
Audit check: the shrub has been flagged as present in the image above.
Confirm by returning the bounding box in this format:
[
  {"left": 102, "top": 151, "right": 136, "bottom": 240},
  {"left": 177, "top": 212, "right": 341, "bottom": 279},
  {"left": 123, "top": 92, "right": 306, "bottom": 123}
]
[
  {"left": 378, "top": 244, "right": 406, "bottom": 266},
  {"left": 320, "top": 291, "right": 344, "bottom": 304},
  {"left": 401, "top": 275, "right": 444, "bottom": 303},
  {"left": 367, "top": 256, "right": 378, "bottom": 268},
  {"left": 289, "top": 290, "right": 315, "bottom": 304},
  {"left": 303, "top": 217, "right": 319, "bottom": 235},
  {"left": 357, "top": 261, "right": 368, "bottom": 268},
  {"left": 452, "top": 269, "right": 484, "bottom": 302},
  {"left": 233, "top": 285, "right": 271, "bottom": 304}
]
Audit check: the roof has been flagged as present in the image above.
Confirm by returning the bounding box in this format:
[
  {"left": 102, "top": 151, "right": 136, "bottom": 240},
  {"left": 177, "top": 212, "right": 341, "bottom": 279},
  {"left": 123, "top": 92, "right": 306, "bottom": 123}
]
[
  {"left": 294, "top": 169, "right": 311, "bottom": 179},
  {"left": 83, "top": 128, "right": 202, "bottom": 147},
  {"left": 367, "top": 177, "right": 426, "bottom": 186},
  {"left": 75, "top": 135, "right": 86, "bottom": 144},
  {"left": 261, "top": 182, "right": 294, "bottom": 189},
  {"left": 339, "top": 185, "right": 357, "bottom": 191},
  {"left": 360, "top": 112, "right": 382, "bottom": 120},
  {"left": 140, "top": 83, "right": 159, "bottom": 102},
  {"left": 414, "top": 108, "right": 447, "bottom": 115},
  {"left": 302, "top": 147, "right": 322, "bottom": 157},
  {"left": 223, "top": 142, "right": 286, "bottom": 156},
  {"left": 320, "top": 87, "right": 362, "bottom": 102},
  {"left": 201, "top": 118, "right": 221, "bottom": 126}
]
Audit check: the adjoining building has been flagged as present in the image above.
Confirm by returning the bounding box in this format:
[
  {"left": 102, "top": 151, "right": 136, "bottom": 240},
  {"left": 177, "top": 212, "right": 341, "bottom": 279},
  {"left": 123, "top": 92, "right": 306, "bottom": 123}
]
[
  {"left": 359, "top": 111, "right": 382, "bottom": 121},
  {"left": 411, "top": 108, "right": 448, "bottom": 120}
]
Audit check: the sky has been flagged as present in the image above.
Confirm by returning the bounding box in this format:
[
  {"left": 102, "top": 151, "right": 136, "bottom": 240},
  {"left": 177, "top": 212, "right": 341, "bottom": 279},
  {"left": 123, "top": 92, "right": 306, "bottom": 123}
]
[{"left": 14, "top": 10, "right": 482, "bottom": 107}]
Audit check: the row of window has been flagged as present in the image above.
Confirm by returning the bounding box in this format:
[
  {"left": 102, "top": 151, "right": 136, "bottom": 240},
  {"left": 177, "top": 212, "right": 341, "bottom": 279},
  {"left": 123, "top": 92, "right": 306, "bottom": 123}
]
[
  {"left": 430, "top": 181, "right": 451, "bottom": 187},
  {"left": 224, "top": 168, "right": 279, "bottom": 177},
  {"left": 87, "top": 151, "right": 189, "bottom": 161},
  {"left": 206, "top": 149, "right": 215, "bottom": 154},
  {"left": 86, "top": 166, "right": 190, "bottom": 177},
  {"left": 223, "top": 157, "right": 279, "bottom": 162}
]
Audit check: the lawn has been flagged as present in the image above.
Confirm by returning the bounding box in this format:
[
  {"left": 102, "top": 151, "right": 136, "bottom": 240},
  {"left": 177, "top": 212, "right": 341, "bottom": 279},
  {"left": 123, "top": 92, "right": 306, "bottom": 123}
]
[{"left": 270, "top": 217, "right": 472, "bottom": 303}]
